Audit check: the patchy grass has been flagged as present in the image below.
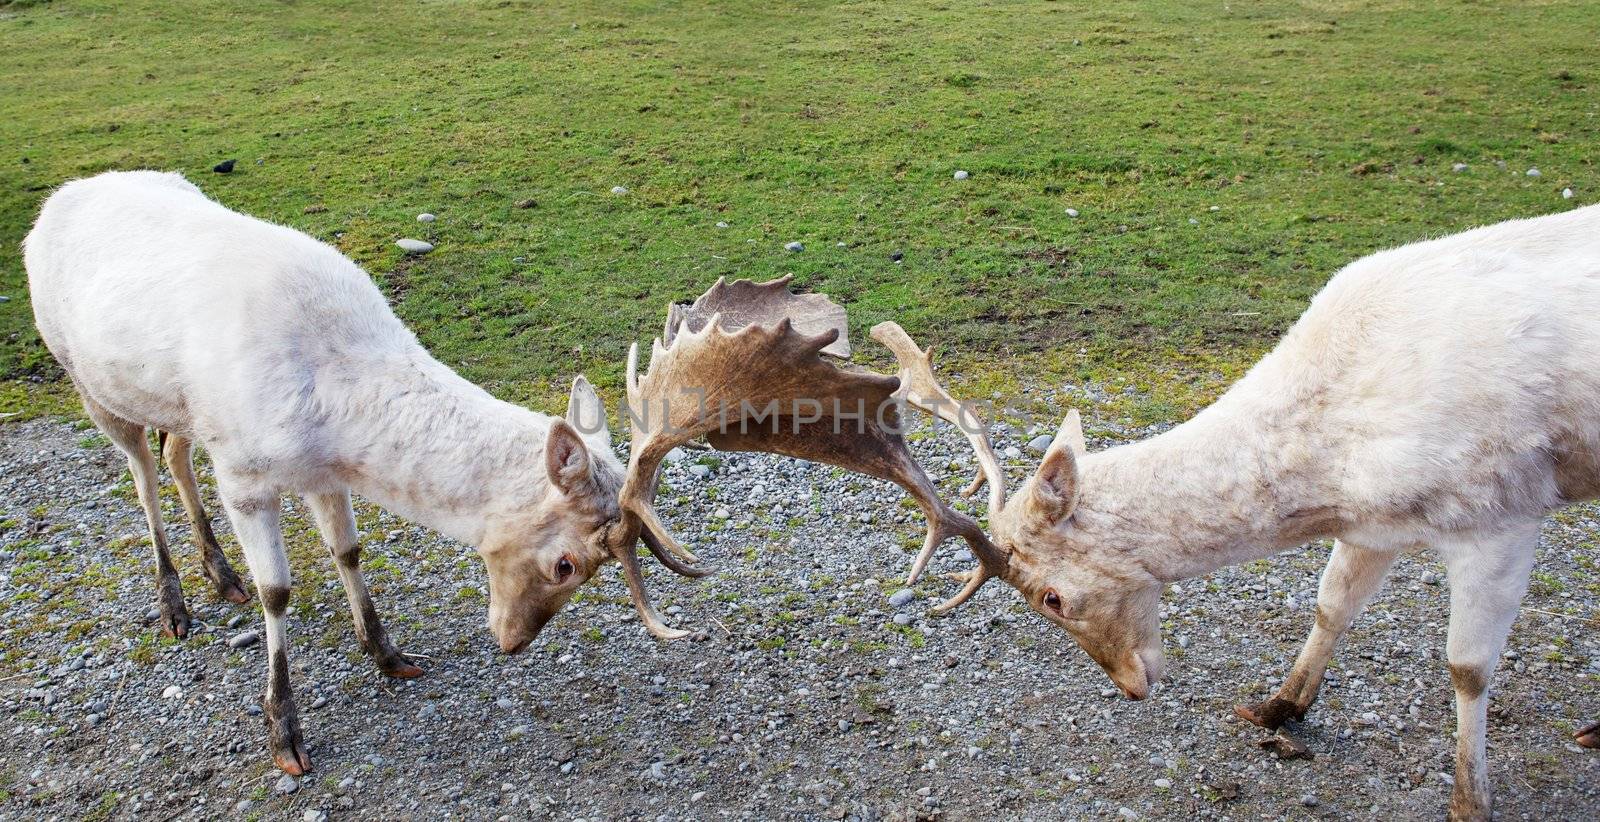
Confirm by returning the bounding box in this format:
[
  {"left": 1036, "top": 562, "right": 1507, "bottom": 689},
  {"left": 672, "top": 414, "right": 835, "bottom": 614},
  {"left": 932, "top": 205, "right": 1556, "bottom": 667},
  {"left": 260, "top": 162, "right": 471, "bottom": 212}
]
[{"left": 1, "top": 0, "right": 1597, "bottom": 422}]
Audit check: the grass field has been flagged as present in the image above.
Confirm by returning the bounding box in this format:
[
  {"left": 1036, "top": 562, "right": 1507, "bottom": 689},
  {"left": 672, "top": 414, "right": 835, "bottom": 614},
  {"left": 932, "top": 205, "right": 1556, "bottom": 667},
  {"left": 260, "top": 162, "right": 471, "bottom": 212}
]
[{"left": 2, "top": 0, "right": 1596, "bottom": 418}]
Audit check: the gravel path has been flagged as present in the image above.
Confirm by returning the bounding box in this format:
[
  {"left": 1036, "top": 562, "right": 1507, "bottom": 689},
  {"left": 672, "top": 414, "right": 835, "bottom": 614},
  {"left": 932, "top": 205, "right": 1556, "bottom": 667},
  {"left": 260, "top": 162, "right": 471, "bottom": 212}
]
[{"left": 1, "top": 404, "right": 1596, "bottom": 821}]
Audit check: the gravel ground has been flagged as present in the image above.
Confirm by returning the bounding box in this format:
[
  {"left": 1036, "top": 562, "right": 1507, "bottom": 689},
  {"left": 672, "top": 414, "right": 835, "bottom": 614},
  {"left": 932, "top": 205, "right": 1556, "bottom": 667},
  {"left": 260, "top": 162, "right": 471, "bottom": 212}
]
[{"left": 1, "top": 396, "right": 1597, "bottom": 821}]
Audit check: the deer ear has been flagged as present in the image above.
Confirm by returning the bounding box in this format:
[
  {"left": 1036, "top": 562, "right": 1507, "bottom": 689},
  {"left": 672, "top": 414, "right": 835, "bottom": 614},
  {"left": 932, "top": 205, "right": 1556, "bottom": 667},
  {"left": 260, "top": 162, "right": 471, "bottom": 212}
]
[
  {"left": 1054, "top": 408, "right": 1087, "bottom": 459},
  {"left": 545, "top": 420, "right": 594, "bottom": 496},
  {"left": 1029, "top": 423, "right": 1082, "bottom": 525},
  {"left": 566, "top": 376, "right": 609, "bottom": 444}
]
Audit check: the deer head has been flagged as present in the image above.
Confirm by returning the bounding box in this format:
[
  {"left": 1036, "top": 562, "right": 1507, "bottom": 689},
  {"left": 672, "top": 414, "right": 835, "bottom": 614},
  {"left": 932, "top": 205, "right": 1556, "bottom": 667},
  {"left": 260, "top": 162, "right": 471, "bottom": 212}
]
[
  {"left": 602, "top": 276, "right": 1013, "bottom": 637},
  {"left": 970, "top": 411, "right": 1166, "bottom": 700}
]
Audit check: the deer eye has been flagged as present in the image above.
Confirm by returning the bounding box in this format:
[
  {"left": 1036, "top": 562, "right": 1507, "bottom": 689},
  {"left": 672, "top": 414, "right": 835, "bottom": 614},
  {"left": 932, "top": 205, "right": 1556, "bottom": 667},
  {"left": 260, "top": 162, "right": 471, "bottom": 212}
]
[
  {"left": 1042, "top": 590, "right": 1062, "bottom": 614},
  {"left": 556, "top": 556, "right": 575, "bottom": 581}
]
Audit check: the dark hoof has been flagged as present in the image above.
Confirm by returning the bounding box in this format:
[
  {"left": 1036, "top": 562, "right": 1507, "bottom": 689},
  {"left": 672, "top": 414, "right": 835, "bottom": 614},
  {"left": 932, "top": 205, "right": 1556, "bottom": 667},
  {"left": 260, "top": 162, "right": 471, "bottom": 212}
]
[
  {"left": 1576, "top": 721, "right": 1600, "bottom": 749},
  {"left": 218, "top": 579, "right": 252, "bottom": 605},
  {"left": 380, "top": 658, "right": 425, "bottom": 679},
  {"left": 271, "top": 743, "right": 312, "bottom": 776},
  {"left": 1234, "top": 697, "right": 1303, "bottom": 730},
  {"left": 160, "top": 608, "right": 192, "bottom": 639}
]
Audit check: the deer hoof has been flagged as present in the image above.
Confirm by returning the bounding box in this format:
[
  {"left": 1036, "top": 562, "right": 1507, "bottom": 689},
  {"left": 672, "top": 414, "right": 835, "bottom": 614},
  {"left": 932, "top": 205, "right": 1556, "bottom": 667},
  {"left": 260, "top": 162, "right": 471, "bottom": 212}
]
[
  {"left": 1576, "top": 721, "right": 1600, "bottom": 749},
  {"left": 272, "top": 743, "right": 313, "bottom": 776},
  {"left": 381, "top": 659, "right": 425, "bottom": 679},
  {"left": 1234, "top": 697, "right": 1302, "bottom": 730}
]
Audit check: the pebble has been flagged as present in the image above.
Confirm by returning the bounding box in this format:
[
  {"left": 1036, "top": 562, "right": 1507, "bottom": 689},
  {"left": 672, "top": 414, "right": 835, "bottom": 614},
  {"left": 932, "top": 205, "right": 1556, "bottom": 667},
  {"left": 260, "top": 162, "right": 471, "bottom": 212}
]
[
  {"left": 161, "top": 685, "right": 182, "bottom": 700},
  {"left": 395, "top": 239, "right": 434, "bottom": 254},
  {"left": 515, "top": 198, "right": 537, "bottom": 209},
  {"left": 716, "top": 221, "right": 730, "bottom": 228},
  {"left": 664, "top": 447, "right": 688, "bottom": 463},
  {"left": 1452, "top": 163, "right": 1469, "bottom": 172},
  {"left": 649, "top": 761, "right": 667, "bottom": 780},
  {"left": 890, "top": 251, "right": 904, "bottom": 262},
  {"left": 611, "top": 185, "right": 629, "bottom": 195},
  {"left": 1526, "top": 168, "right": 1541, "bottom": 177},
  {"left": 1003, "top": 446, "right": 1021, "bottom": 459},
  {"left": 888, "top": 589, "right": 916, "bottom": 608},
  {"left": 688, "top": 464, "right": 712, "bottom": 479},
  {"left": 228, "top": 630, "right": 260, "bottom": 649},
  {"left": 275, "top": 774, "right": 300, "bottom": 795},
  {"left": 893, "top": 613, "right": 913, "bottom": 626},
  {"left": 953, "top": 170, "right": 969, "bottom": 180},
  {"left": 496, "top": 697, "right": 517, "bottom": 710},
  {"left": 785, "top": 241, "right": 804, "bottom": 252},
  {"left": 416, "top": 213, "right": 436, "bottom": 223},
  {"left": 1301, "top": 794, "right": 1320, "bottom": 807},
  {"left": 1026, "top": 434, "right": 1054, "bottom": 453},
  {"left": 714, "top": 507, "right": 731, "bottom": 519},
  {"left": 212, "top": 159, "right": 236, "bottom": 174},
  {"left": 303, "top": 810, "right": 327, "bottom": 822},
  {"left": 1118, "top": 808, "right": 1138, "bottom": 820},
  {"left": 226, "top": 614, "right": 246, "bottom": 629},
  {"left": 1065, "top": 208, "right": 1079, "bottom": 217},
  {"left": 1563, "top": 188, "right": 1574, "bottom": 199}
]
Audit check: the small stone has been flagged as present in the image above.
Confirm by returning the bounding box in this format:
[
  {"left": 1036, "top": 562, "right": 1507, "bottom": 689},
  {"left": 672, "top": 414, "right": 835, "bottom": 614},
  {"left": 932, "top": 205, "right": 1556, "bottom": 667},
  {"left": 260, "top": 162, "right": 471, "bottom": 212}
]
[
  {"left": 303, "top": 810, "right": 327, "bottom": 822},
  {"left": 1208, "top": 205, "right": 1220, "bottom": 212},
  {"left": 507, "top": 725, "right": 530, "bottom": 741},
  {"left": 86, "top": 713, "right": 102, "bottom": 726},
  {"left": 275, "top": 774, "right": 300, "bottom": 795},
  {"left": 664, "top": 448, "right": 688, "bottom": 463},
  {"left": 713, "top": 507, "right": 731, "bottom": 520},
  {"left": 1027, "top": 434, "right": 1054, "bottom": 453},
  {"left": 715, "top": 221, "right": 730, "bottom": 228},
  {"left": 785, "top": 241, "right": 804, "bottom": 252},
  {"left": 515, "top": 198, "right": 537, "bottom": 209},
  {"left": 890, "top": 251, "right": 904, "bottom": 262},
  {"left": 560, "top": 761, "right": 575, "bottom": 774},
  {"left": 649, "top": 761, "right": 667, "bottom": 780},
  {"left": 161, "top": 685, "right": 182, "bottom": 700},
  {"left": 688, "top": 464, "right": 712, "bottom": 479},
  {"left": 1154, "top": 778, "right": 1172, "bottom": 789},
  {"left": 691, "top": 791, "right": 707, "bottom": 802},
  {"left": 1118, "top": 808, "right": 1138, "bottom": 820},
  {"left": 496, "top": 697, "right": 516, "bottom": 710},
  {"left": 227, "top": 631, "right": 260, "bottom": 649},
  {"left": 302, "top": 204, "right": 327, "bottom": 215},
  {"left": 1301, "top": 794, "right": 1320, "bottom": 808},
  {"left": 953, "top": 170, "right": 969, "bottom": 180},
  {"left": 145, "top": 607, "right": 161, "bottom": 622},
  {"left": 1452, "top": 163, "right": 1469, "bottom": 172},
  {"left": 235, "top": 799, "right": 254, "bottom": 813},
  {"left": 416, "top": 213, "right": 436, "bottom": 223},
  {"left": 395, "top": 239, "right": 434, "bottom": 254},
  {"left": 1003, "top": 446, "right": 1021, "bottom": 459},
  {"left": 1563, "top": 188, "right": 1574, "bottom": 199},
  {"left": 1065, "top": 208, "right": 1079, "bottom": 217},
  {"left": 1188, "top": 217, "right": 1199, "bottom": 224},
  {"left": 888, "top": 589, "right": 916, "bottom": 608},
  {"left": 1526, "top": 168, "right": 1541, "bottom": 177},
  {"left": 310, "top": 696, "right": 327, "bottom": 709},
  {"left": 212, "top": 159, "right": 236, "bottom": 174},
  {"left": 893, "top": 613, "right": 913, "bottom": 626},
  {"left": 226, "top": 614, "right": 246, "bottom": 629},
  {"left": 337, "top": 776, "right": 356, "bottom": 792},
  {"left": 1356, "top": 711, "right": 1380, "bottom": 725},
  {"left": 611, "top": 185, "right": 629, "bottom": 195}
]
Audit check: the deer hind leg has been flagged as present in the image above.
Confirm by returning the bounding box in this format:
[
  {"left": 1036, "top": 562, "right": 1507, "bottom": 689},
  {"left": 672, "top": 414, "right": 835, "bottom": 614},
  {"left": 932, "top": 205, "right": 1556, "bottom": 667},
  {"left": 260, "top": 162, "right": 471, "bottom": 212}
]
[
  {"left": 82, "top": 398, "right": 190, "bottom": 638},
  {"left": 1237, "top": 539, "right": 1398, "bottom": 729},
  {"left": 1440, "top": 524, "right": 1536, "bottom": 822},
  {"left": 160, "top": 432, "right": 250, "bottom": 604},
  {"left": 303, "top": 491, "right": 423, "bottom": 679}
]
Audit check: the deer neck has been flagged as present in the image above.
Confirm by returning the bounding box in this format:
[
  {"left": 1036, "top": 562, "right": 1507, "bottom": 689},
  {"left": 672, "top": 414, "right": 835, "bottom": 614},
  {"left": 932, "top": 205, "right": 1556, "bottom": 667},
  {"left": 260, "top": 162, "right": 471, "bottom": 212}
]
[
  {"left": 321, "top": 353, "right": 553, "bottom": 546},
  {"left": 1072, "top": 394, "right": 1338, "bottom": 582}
]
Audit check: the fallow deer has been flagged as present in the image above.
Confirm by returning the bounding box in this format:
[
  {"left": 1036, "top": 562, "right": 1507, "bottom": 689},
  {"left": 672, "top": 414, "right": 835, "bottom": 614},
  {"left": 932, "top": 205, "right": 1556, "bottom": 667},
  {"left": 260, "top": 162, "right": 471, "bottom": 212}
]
[
  {"left": 23, "top": 171, "right": 704, "bottom": 773},
  {"left": 935, "top": 203, "right": 1600, "bottom": 820}
]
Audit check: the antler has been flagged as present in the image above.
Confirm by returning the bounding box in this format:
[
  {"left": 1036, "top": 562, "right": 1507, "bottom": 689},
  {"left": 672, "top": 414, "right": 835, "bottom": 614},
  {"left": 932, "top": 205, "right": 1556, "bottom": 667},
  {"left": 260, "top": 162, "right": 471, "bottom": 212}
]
[{"left": 609, "top": 276, "right": 882, "bottom": 638}]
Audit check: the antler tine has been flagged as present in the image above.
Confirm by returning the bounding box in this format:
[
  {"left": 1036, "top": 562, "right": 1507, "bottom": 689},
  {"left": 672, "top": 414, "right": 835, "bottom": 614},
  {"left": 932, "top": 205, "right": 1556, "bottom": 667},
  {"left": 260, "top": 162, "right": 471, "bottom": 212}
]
[
  {"left": 929, "top": 566, "right": 997, "bottom": 614},
  {"left": 869, "top": 322, "right": 1006, "bottom": 523},
  {"left": 606, "top": 520, "right": 692, "bottom": 640}
]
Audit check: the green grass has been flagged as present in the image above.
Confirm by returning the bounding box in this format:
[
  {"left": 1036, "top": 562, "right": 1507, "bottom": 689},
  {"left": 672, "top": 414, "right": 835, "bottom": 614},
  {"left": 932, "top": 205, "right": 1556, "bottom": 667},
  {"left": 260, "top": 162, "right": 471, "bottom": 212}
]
[{"left": 2, "top": 0, "right": 1597, "bottom": 414}]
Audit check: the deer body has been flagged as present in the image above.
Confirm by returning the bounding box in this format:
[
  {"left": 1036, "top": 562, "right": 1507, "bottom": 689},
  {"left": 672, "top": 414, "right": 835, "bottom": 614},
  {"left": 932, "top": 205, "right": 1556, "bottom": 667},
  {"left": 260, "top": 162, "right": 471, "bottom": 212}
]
[
  {"left": 991, "top": 202, "right": 1600, "bottom": 820},
  {"left": 26, "top": 171, "right": 626, "bottom": 773}
]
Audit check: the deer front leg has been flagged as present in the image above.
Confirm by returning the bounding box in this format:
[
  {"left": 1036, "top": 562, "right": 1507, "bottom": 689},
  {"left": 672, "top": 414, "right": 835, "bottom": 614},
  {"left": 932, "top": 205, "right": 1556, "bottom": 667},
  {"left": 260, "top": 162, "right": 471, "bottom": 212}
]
[
  {"left": 1237, "top": 539, "right": 1397, "bottom": 728},
  {"left": 220, "top": 487, "right": 311, "bottom": 775},
  {"left": 303, "top": 491, "right": 423, "bottom": 679},
  {"left": 1440, "top": 525, "right": 1536, "bottom": 822},
  {"left": 161, "top": 433, "right": 250, "bottom": 604}
]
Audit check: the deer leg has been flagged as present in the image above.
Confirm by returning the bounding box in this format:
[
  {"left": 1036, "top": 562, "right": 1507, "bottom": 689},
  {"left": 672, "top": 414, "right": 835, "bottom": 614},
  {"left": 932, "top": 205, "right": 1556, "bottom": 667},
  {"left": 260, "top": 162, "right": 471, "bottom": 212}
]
[
  {"left": 218, "top": 484, "right": 310, "bottom": 775},
  {"left": 83, "top": 399, "right": 190, "bottom": 638},
  {"left": 1237, "top": 539, "right": 1397, "bottom": 729},
  {"left": 1439, "top": 524, "right": 1535, "bottom": 822},
  {"left": 161, "top": 433, "right": 250, "bottom": 604},
  {"left": 303, "top": 491, "right": 423, "bottom": 679}
]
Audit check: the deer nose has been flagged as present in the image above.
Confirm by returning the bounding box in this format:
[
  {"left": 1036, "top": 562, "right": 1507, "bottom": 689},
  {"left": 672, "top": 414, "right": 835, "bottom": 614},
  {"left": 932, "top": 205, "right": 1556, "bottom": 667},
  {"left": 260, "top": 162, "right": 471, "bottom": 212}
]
[{"left": 499, "top": 635, "right": 530, "bottom": 655}]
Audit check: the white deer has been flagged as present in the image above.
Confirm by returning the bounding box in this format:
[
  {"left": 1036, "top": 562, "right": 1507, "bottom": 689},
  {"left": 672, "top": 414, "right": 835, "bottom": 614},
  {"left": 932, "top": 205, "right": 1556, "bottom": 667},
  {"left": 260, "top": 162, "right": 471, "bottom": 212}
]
[
  {"left": 23, "top": 170, "right": 700, "bottom": 774},
  {"left": 943, "top": 203, "right": 1600, "bottom": 820}
]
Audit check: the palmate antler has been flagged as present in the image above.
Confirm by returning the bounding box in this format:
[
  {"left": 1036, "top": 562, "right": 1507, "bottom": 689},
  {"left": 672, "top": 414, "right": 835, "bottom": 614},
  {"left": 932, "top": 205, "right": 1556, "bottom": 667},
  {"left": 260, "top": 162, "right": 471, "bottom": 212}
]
[{"left": 607, "top": 276, "right": 1010, "bottom": 637}]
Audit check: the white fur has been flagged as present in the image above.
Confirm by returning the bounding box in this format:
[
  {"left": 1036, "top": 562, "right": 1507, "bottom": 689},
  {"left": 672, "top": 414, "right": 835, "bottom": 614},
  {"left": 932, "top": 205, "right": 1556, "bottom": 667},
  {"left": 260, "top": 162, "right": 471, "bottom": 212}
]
[
  {"left": 25, "top": 170, "right": 623, "bottom": 770},
  {"left": 1007, "top": 202, "right": 1600, "bottom": 820}
]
